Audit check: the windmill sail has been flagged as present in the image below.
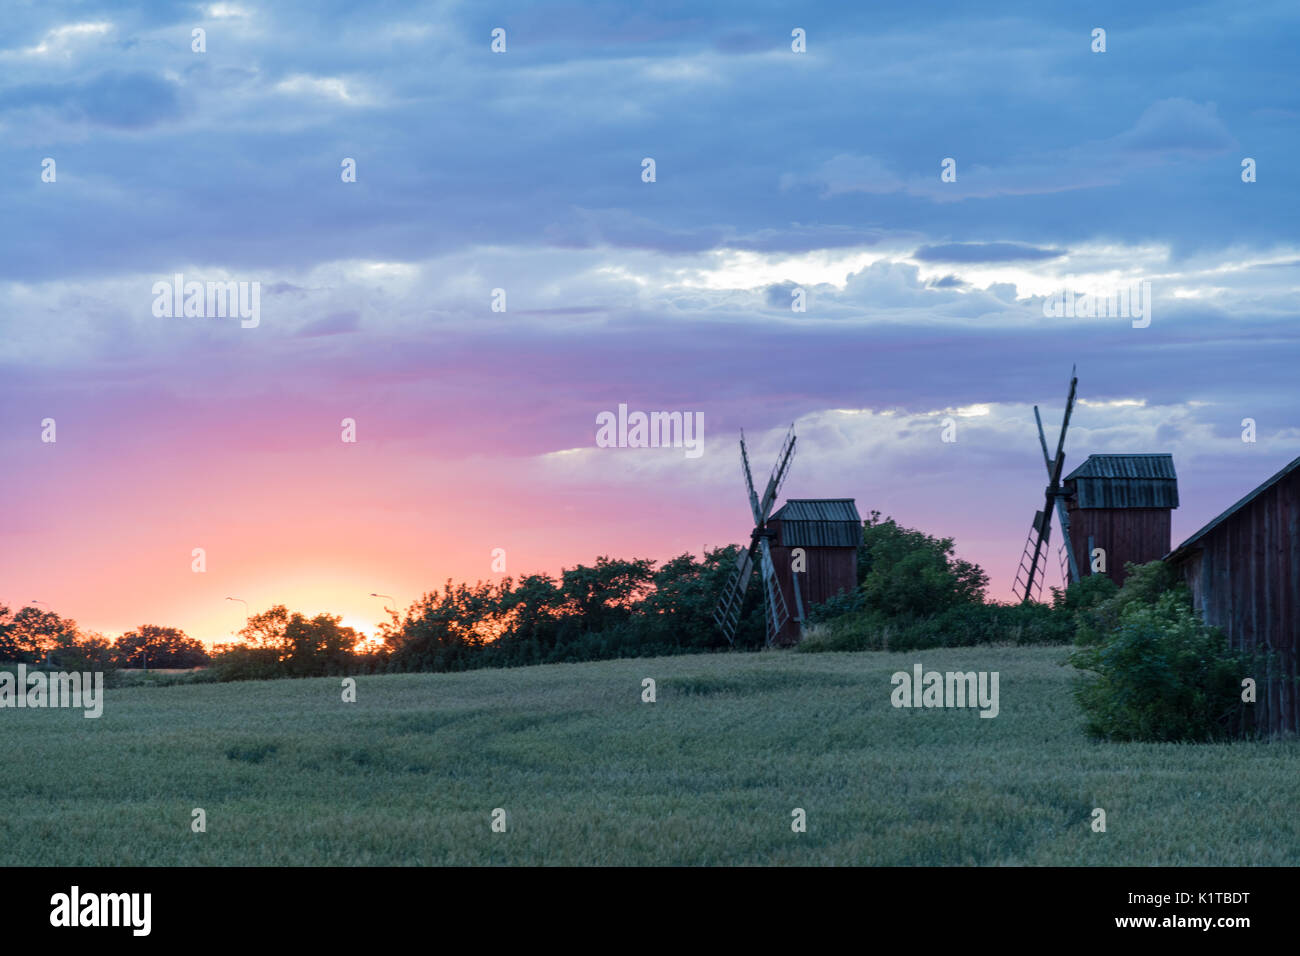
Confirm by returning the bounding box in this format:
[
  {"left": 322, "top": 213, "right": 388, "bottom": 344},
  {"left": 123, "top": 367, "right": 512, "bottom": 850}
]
[
  {"left": 713, "top": 424, "right": 797, "bottom": 646},
  {"left": 758, "top": 535, "right": 790, "bottom": 644},
  {"left": 758, "top": 426, "right": 796, "bottom": 521},
  {"left": 1036, "top": 405, "right": 1079, "bottom": 586},
  {"left": 1013, "top": 367, "right": 1079, "bottom": 603},
  {"left": 713, "top": 544, "right": 754, "bottom": 642}
]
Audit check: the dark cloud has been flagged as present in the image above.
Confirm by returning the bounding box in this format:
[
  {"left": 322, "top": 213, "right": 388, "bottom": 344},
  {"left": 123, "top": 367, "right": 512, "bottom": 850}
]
[
  {"left": 764, "top": 281, "right": 800, "bottom": 309},
  {"left": 0, "top": 70, "right": 181, "bottom": 129},
  {"left": 913, "top": 243, "right": 1067, "bottom": 263},
  {"left": 0, "top": 3, "right": 1290, "bottom": 283}
]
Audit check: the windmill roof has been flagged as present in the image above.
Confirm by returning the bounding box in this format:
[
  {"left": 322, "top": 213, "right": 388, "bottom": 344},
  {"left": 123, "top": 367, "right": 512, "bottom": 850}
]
[
  {"left": 1064, "top": 454, "right": 1178, "bottom": 508},
  {"left": 769, "top": 499, "right": 862, "bottom": 522},
  {"left": 1166, "top": 453, "right": 1300, "bottom": 562},
  {"left": 1064, "top": 453, "right": 1177, "bottom": 481},
  {"left": 768, "top": 499, "right": 862, "bottom": 548}
]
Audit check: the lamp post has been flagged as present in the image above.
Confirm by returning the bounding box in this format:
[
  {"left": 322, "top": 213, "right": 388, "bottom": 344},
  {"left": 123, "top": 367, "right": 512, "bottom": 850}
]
[{"left": 369, "top": 593, "right": 397, "bottom": 649}]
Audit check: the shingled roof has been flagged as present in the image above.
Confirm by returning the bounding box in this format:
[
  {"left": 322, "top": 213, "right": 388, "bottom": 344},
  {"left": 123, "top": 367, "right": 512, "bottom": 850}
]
[
  {"left": 1064, "top": 454, "right": 1179, "bottom": 509},
  {"left": 768, "top": 499, "right": 862, "bottom": 548},
  {"left": 1064, "top": 453, "right": 1177, "bottom": 481}
]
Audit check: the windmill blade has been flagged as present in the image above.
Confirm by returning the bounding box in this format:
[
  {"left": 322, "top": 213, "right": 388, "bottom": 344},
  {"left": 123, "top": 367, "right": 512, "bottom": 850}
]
[
  {"left": 757, "top": 535, "right": 790, "bottom": 646},
  {"left": 1053, "top": 365, "right": 1078, "bottom": 466},
  {"left": 1018, "top": 368, "right": 1082, "bottom": 598},
  {"left": 1053, "top": 367, "right": 1080, "bottom": 583},
  {"left": 1034, "top": 404, "right": 1077, "bottom": 585},
  {"left": 1055, "top": 500, "right": 1078, "bottom": 583},
  {"left": 1049, "top": 450, "right": 1078, "bottom": 586},
  {"left": 739, "top": 431, "right": 762, "bottom": 524},
  {"left": 1021, "top": 478, "right": 1060, "bottom": 602},
  {"left": 757, "top": 424, "right": 796, "bottom": 524},
  {"left": 1034, "top": 405, "right": 1052, "bottom": 472},
  {"left": 712, "top": 543, "right": 756, "bottom": 644},
  {"left": 1013, "top": 507, "right": 1052, "bottom": 603},
  {"left": 721, "top": 423, "right": 796, "bottom": 643}
]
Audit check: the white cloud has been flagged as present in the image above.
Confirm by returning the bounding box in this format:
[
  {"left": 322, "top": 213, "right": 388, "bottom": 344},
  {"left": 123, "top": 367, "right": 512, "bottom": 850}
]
[
  {"left": 274, "top": 74, "right": 371, "bottom": 105},
  {"left": 206, "top": 3, "right": 252, "bottom": 18},
  {"left": 5, "top": 21, "right": 112, "bottom": 58}
]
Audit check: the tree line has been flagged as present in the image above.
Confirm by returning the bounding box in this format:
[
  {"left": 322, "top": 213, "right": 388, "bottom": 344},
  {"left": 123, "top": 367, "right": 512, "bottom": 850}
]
[
  {"left": 0, "top": 608, "right": 210, "bottom": 669},
  {"left": 0, "top": 546, "right": 766, "bottom": 681},
  {"left": 213, "top": 548, "right": 758, "bottom": 680},
  {"left": 2, "top": 515, "right": 1064, "bottom": 682}
]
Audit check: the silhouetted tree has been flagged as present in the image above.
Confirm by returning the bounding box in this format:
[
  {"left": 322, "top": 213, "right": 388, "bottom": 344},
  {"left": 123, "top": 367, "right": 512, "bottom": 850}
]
[{"left": 114, "top": 625, "right": 211, "bottom": 669}]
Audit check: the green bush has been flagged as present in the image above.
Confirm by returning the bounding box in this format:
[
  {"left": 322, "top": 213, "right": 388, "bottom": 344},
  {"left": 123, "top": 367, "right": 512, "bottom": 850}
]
[
  {"left": 797, "top": 600, "right": 1073, "bottom": 653},
  {"left": 857, "top": 511, "right": 988, "bottom": 616},
  {"left": 1050, "top": 573, "right": 1118, "bottom": 615},
  {"left": 209, "top": 646, "right": 285, "bottom": 682},
  {"left": 797, "top": 609, "right": 898, "bottom": 652},
  {"left": 1068, "top": 589, "right": 1251, "bottom": 742},
  {"left": 800, "top": 512, "right": 1005, "bottom": 651},
  {"left": 1073, "top": 560, "right": 1178, "bottom": 646},
  {"left": 805, "top": 588, "right": 864, "bottom": 624}
]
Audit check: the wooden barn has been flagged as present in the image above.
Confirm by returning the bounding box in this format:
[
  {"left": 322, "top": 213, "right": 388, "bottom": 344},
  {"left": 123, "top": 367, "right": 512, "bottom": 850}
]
[
  {"left": 1165, "top": 454, "right": 1300, "bottom": 737},
  {"left": 766, "top": 498, "right": 862, "bottom": 645},
  {"left": 1062, "top": 453, "right": 1179, "bottom": 587}
]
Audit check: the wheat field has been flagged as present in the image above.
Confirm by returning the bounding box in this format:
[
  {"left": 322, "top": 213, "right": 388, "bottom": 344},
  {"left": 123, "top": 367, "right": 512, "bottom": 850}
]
[{"left": 3, "top": 645, "right": 1297, "bottom": 865}]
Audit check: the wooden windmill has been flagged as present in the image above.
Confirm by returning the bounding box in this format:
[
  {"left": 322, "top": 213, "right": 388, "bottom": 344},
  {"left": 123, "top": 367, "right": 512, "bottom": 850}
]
[
  {"left": 1012, "top": 367, "right": 1082, "bottom": 602},
  {"left": 713, "top": 425, "right": 796, "bottom": 646}
]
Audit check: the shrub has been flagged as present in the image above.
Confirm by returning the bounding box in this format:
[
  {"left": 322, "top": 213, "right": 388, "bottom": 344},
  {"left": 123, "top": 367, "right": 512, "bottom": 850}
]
[
  {"left": 992, "top": 601, "right": 1076, "bottom": 645},
  {"left": 797, "top": 600, "right": 1072, "bottom": 653},
  {"left": 1073, "top": 560, "right": 1178, "bottom": 646},
  {"left": 1049, "top": 573, "right": 1118, "bottom": 615},
  {"left": 797, "top": 609, "right": 894, "bottom": 652},
  {"left": 805, "top": 588, "right": 864, "bottom": 624},
  {"left": 857, "top": 512, "right": 989, "bottom": 617},
  {"left": 800, "top": 512, "right": 1003, "bottom": 651},
  {"left": 1068, "top": 589, "right": 1252, "bottom": 741},
  {"left": 209, "top": 645, "right": 284, "bottom": 682}
]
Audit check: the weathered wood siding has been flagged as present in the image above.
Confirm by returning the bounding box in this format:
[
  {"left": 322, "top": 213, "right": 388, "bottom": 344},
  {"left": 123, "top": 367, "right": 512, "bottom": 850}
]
[
  {"left": 1066, "top": 505, "right": 1172, "bottom": 587},
  {"left": 1172, "top": 469, "right": 1300, "bottom": 737},
  {"left": 769, "top": 529, "right": 858, "bottom": 646}
]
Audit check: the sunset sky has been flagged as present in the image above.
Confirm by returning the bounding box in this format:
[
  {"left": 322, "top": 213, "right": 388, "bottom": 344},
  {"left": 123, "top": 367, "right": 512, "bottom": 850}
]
[{"left": 2, "top": 1, "right": 1298, "bottom": 648}]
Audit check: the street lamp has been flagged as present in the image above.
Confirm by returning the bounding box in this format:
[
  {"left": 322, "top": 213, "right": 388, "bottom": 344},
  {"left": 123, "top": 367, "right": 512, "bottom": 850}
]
[{"left": 368, "top": 593, "right": 399, "bottom": 649}]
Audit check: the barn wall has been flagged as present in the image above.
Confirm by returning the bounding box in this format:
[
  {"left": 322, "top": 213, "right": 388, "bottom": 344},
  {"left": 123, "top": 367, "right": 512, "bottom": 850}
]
[
  {"left": 1066, "top": 506, "right": 1171, "bottom": 586},
  {"left": 1172, "top": 470, "right": 1300, "bottom": 737},
  {"left": 769, "top": 543, "right": 858, "bottom": 646}
]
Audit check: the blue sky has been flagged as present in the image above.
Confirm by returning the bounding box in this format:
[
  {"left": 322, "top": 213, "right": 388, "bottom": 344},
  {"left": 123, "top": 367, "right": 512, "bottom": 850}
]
[{"left": 1, "top": 1, "right": 1297, "bottom": 637}]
